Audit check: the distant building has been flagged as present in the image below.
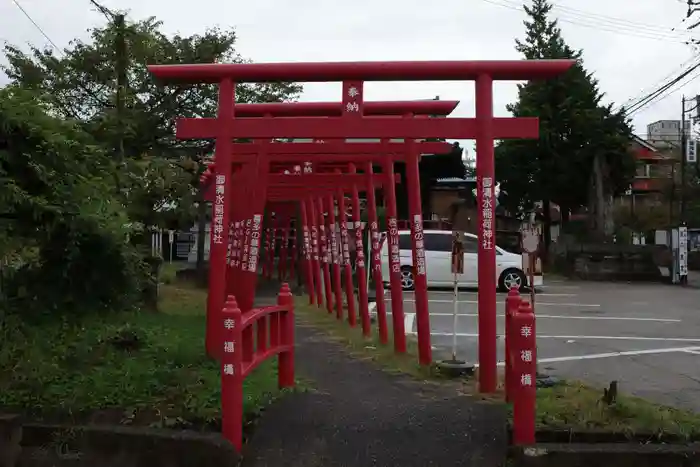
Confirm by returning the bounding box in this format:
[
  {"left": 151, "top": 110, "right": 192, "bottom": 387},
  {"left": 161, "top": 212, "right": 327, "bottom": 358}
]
[
  {"left": 646, "top": 120, "right": 689, "bottom": 149},
  {"left": 616, "top": 134, "right": 674, "bottom": 226}
]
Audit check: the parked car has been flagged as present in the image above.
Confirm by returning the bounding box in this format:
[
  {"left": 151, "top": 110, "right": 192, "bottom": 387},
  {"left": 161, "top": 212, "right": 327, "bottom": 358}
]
[{"left": 379, "top": 229, "right": 542, "bottom": 291}]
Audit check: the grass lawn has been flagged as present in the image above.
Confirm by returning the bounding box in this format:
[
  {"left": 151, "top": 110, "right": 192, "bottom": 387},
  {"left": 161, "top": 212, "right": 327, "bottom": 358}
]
[
  {"left": 536, "top": 382, "right": 700, "bottom": 439},
  {"left": 295, "top": 298, "right": 700, "bottom": 441},
  {"left": 0, "top": 275, "right": 283, "bottom": 430}
]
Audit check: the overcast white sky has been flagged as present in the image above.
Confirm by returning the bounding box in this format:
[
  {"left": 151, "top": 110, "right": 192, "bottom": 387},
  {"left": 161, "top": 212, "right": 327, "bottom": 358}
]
[{"left": 1, "top": 0, "right": 699, "bottom": 152}]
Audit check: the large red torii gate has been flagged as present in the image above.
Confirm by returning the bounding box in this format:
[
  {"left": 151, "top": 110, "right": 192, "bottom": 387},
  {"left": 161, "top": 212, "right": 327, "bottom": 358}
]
[{"left": 149, "top": 59, "right": 573, "bottom": 393}]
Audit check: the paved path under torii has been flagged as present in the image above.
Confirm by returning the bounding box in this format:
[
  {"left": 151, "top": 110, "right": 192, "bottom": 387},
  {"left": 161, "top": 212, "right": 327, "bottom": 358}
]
[{"left": 241, "top": 285, "right": 508, "bottom": 467}]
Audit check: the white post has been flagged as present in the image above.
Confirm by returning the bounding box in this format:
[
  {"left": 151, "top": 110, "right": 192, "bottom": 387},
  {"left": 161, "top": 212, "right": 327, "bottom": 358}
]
[
  {"left": 168, "top": 230, "right": 175, "bottom": 263},
  {"left": 451, "top": 271, "right": 459, "bottom": 360}
]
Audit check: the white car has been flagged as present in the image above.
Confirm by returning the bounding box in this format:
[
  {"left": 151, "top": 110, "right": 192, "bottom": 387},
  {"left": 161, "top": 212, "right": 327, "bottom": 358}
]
[{"left": 379, "top": 229, "right": 542, "bottom": 291}]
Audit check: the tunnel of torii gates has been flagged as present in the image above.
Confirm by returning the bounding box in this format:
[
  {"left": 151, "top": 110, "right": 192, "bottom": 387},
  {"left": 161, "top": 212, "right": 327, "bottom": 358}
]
[
  {"left": 194, "top": 98, "right": 456, "bottom": 362},
  {"left": 201, "top": 160, "right": 404, "bottom": 345},
  {"left": 148, "top": 59, "right": 574, "bottom": 393}
]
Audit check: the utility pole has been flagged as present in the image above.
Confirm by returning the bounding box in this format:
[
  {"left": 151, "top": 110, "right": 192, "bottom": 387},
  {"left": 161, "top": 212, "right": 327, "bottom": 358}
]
[
  {"left": 681, "top": 95, "right": 700, "bottom": 224},
  {"left": 681, "top": 96, "right": 687, "bottom": 224},
  {"left": 115, "top": 13, "right": 127, "bottom": 162},
  {"left": 90, "top": 1, "right": 127, "bottom": 162}
]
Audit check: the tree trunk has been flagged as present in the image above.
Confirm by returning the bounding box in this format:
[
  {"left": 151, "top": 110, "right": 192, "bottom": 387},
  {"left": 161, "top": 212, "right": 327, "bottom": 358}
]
[
  {"left": 542, "top": 198, "right": 551, "bottom": 262},
  {"left": 603, "top": 193, "right": 614, "bottom": 237},
  {"left": 589, "top": 153, "right": 616, "bottom": 239},
  {"left": 591, "top": 153, "right": 607, "bottom": 239}
]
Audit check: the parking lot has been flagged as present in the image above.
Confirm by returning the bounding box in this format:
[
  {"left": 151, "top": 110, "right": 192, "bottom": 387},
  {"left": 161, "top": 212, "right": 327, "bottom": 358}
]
[{"left": 383, "top": 280, "right": 700, "bottom": 412}]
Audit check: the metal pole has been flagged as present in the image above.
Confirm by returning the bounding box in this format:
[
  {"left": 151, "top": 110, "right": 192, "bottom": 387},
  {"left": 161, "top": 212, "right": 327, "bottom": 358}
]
[{"left": 451, "top": 272, "right": 459, "bottom": 360}]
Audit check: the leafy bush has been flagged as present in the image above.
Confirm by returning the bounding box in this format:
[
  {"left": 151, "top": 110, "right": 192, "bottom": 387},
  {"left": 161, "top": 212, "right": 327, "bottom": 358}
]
[{"left": 0, "top": 87, "right": 146, "bottom": 318}]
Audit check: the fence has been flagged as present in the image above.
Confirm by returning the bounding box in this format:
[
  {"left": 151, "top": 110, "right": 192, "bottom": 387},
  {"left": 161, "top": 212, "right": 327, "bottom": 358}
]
[
  {"left": 220, "top": 283, "right": 295, "bottom": 451},
  {"left": 551, "top": 242, "right": 667, "bottom": 281}
]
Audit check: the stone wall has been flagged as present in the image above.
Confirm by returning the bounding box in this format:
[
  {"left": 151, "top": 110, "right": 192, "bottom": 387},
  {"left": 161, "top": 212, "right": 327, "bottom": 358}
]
[
  {"left": 0, "top": 415, "right": 239, "bottom": 467},
  {"left": 0, "top": 415, "right": 22, "bottom": 467},
  {"left": 552, "top": 241, "right": 668, "bottom": 281}
]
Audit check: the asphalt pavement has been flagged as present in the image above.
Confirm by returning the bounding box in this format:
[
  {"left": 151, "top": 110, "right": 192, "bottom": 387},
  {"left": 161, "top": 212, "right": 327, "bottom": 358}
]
[{"left": 379, "top": 280, "right": 700, "bottom": 412}]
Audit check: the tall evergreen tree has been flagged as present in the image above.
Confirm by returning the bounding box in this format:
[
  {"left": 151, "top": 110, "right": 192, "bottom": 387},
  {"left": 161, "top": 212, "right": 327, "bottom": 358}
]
[{"left": 495, "top": 0, "right": 635, "bottom": 243}]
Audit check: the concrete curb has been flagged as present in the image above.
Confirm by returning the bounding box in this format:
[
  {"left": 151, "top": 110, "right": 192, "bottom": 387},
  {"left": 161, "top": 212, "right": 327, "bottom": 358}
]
[
  {"left": 0, "top": 416, "right": 238, "bottom": 467},
  {"left": 509, "top": 443, "right": 700, "bottom": 467}
]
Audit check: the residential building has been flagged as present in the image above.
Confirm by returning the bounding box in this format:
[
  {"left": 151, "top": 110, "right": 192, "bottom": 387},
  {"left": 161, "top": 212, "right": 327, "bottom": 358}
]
[
  {"left": 646, "top": 119, "right": 689, "bottom": 149},
  {"left": 616, "top": 134, "right": 674, "bottom": 229},
  {"left": 629, "top": 134, "right": 673, "bottom": 198}
]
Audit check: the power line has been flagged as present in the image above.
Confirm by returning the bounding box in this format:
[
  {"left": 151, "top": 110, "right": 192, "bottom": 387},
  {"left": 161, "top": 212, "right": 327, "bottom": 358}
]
[
  {"left": 521, "top": 0, "right": 695, "bottom": 39},
  {"left": 623, "top": 56, "right": 700, "bottom": 111},
  {"left": 634, "top": 69, "right": 700, "bottom": 114},
  {"left": 9, "top": 0, "right": 113, "bottom": 109},
  {"left": 626, "top": 61, "right": 700, "bottom": 116},
  {"left": 10, "top": 0, "right": 61, "bottom": 52},
  {"left": 549, "top": 1, "right": 692, "bottom": 36},
  {"left": 479, "top": 0, "right": 697, "bottom": 43},
  {"left": 620, "top": 53, "right": 700, "bottom": 109},
  {"left": 88, "top": 0, "right": 117, "bottom": 20}
]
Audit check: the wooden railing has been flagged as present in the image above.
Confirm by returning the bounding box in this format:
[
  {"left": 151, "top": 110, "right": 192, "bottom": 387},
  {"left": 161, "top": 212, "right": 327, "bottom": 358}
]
[{"left": 220, "top": 283, "right": 295, "bottom": 451}]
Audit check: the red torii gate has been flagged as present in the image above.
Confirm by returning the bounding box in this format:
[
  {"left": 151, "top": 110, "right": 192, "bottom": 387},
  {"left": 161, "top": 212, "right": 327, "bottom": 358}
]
[
  {"left": 201, "top": 141, "right": 446, "bottom": 356},
  {"left": 149, "top": 59, "right": 573, "bottom": 392},
  {"left": 265, "top": 173, "right": 397, "bottom": 332},
  {"left": 200, "top": 138, "right": 454, "bottom": 357},
  {"left": 195, "top": 99, "right": 456, "bottom": 357},
  {"left": 203, "top": 159, "right": 401, "bottom": 345}
]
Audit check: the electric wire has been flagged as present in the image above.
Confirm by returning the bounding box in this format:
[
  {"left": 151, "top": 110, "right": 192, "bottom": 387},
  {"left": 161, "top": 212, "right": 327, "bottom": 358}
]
[
  {"left": 479, "top": 0, "right": 697, "bottom": 43},
  {"left": 635, "top": 69, "right": 700, "bottom": 114},
  {"left": 546, "top": 1, "right": 691, "bottom": 36},
  {"left": 478, "top": 0, "right": 700, "bottom": 115},
  {"left": 88, "top": 0, "right": 116, "bottom": 20},
  {"left": 626, "top": 62, "right": 700, "bottom": 116},
  {"left": 10, "top": 0, "right": 61, "bottom": 51},
  {"left": 620, "top": 53, "right": 700, "bottom": 110},
  {"left": 9, "top": 0, "right": 113, "bottom": 108},
  {"left": 494, "top": 0, "right": 694, "bottom": 39}
]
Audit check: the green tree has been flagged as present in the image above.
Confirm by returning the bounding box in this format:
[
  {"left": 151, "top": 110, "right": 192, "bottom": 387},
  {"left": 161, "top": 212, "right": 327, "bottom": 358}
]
[
  {"left": 0, "top": 86, "right": 144, "bottom": 317},
  {"left": 495, "top": 0, "right": 635, "bottom": 243},
  {"left": 2, "top": 16, "right": 302, "bottom": 232}
]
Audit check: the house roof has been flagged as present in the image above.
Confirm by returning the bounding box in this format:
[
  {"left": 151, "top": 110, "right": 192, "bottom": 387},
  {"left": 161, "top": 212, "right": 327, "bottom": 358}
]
[
  {"left": 436, "top": 160, "right": 475, "bottom": 184},
  {"left": 436, "top": 176, "right": 476, "bottom": 183},
  {"left": 631, "top": 134, "right": 658, "bottom": 152}
]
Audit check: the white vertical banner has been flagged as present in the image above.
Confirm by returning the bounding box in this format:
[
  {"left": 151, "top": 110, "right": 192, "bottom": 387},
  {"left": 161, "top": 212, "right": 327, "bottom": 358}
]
[
  {"left": 687, "top": 138, "right": 697, "bottom": 163},
  {"left": 679, "top": 226, "right": 688, "bottom": 276}
]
